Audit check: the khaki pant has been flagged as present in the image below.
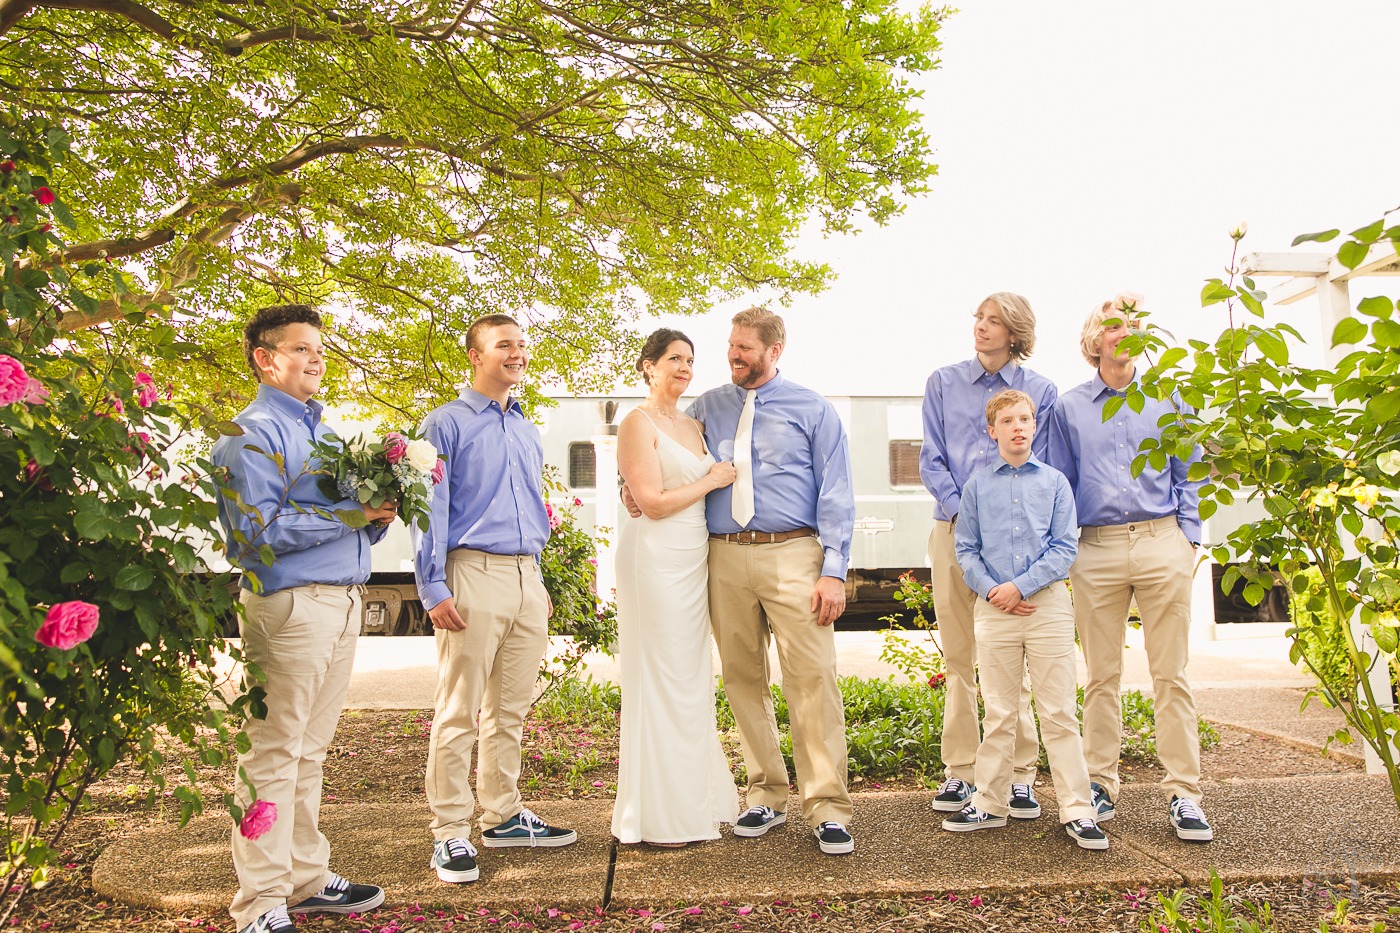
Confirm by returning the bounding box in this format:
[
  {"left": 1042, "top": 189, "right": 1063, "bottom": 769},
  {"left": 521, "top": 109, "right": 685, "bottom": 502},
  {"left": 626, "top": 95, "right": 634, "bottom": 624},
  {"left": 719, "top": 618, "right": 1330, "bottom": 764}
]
[
  {"left": 426, "top": 549, "right": 549, "bottom": 837},
  {"left": 969, "top": 582, "right": 1093, "bottom": 822},
  {"left": 708, "top": 536, "right": 852, "bottom": 829},
  {"left": 928, "top": 522, "right": 1039, "bottom": 784},
  {"left": 230, "top": 584, "right": 361, "bottom": 930},
  {"left": 1070, "top": 516, "right": 1202, "bottom": 802}
]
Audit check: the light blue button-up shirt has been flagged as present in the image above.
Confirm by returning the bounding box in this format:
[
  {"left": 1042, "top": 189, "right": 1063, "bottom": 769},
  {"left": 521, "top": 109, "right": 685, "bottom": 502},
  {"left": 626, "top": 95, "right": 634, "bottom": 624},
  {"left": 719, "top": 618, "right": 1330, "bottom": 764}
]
[
  {"left": 920, "top": 358, "right": 1058, "bottom": 521},
  {"left": 414, "top": 388, "right": 550, "bottom": 610},
  {"left": 1043, "top": 371, "right": 1203, "bottom": 543},
  {"left": 954, "top": 455, "right": 1078, "bottom": 600},
  {"left": 212, "top": 384, "right": 385, "bottom": 594},
  {"left": 688, "top": 373, "right": 855, "bottom": 580}
]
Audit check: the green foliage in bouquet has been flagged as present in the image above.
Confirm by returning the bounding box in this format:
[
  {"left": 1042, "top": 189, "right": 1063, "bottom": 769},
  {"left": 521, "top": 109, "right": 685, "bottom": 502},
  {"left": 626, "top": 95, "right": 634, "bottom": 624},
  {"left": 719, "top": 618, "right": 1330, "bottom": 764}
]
[{"left": 310, "top": 428, "right": 443, "bottom": 531}]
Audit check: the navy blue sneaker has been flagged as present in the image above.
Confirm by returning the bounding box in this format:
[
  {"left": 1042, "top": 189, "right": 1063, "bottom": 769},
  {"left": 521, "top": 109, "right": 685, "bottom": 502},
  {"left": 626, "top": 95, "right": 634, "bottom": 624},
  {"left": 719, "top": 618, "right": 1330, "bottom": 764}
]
[
  {"left": 239, "top": 905, "right": 293, "bottom": 933},
  {"left": 814, "top": 821, "right": 854, "bottom": 855},
  {"left": 432, "top": 837, "right": 480, "bottom": 883},
  {"left": 932, "top": 778, "right": 975, "bottom": 812},
  {"left": 482, "top": 807, "right": 578, "bottom": 848},
  {"left": 1169, "top": 796, "right": 1214, "bottom": 842},
  {"left": 289, "top": 873, "right": 384, "bottom": 915},
  {"left": 1009, "top": 782, "right": 1042, "bottom": 819},
  {"left": 733, "top": 805, "right": 786, "bottom": 837},
  {"left": 941, "top": 804, "right": 1007, "bottom": 833},
  {"left": 1064, "top": 818, "right": 1109, "bottom": 850},
  {"left": 1090, "top": 782, "right": 1116, "bottom": 822}
]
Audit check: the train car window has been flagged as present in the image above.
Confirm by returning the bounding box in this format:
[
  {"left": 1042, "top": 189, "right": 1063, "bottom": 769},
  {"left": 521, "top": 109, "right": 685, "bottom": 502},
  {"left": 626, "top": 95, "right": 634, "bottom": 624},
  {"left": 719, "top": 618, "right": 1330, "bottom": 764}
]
[
  {"left": 568, "top": 441, "right": 596, "bottom": 488},
  {"left": 888, "top": 440, "right": 922, "bottom": 487}
]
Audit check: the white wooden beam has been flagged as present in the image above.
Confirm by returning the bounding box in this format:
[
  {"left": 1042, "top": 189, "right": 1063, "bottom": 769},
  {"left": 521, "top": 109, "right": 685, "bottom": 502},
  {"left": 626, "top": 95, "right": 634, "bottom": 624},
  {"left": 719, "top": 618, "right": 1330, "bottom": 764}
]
[{"left": 1240, "top": 252, "right": 1330, "bottom": 276}]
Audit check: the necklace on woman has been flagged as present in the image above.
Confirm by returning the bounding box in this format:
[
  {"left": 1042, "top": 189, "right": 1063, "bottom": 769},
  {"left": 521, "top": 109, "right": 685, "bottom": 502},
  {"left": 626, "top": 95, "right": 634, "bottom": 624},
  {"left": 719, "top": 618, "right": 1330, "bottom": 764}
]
[{"left": 651, "top": 405, "right": 683, "bottom": 424}]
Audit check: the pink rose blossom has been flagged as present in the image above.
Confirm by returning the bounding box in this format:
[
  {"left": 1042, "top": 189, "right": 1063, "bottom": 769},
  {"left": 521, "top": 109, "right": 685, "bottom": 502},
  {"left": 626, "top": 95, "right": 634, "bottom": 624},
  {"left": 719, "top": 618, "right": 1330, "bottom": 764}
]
[
  {"left": 431, "top": 458, "right": 446, "bottom": 485},
  {"left": 21, "top": 376, "right": 48, "bottom": 404},
  {"left": 546, "top": 502, "right": 562, "bottom": 530},
  {"left": 572, "top": 497, "right": 582, "bottom": 507},
  {"left": 239, "top": 799, "right": 277, "bottom": 840},
  {"left": 383, "top": 432, "right": 408, "bottom": 465},
  {"left": 0, "top": 160, "right": 13, "bottom": 173},
  {"left": 35, "top": 601, "right": 100, "bottom": 650},
  {"left": 34, "top": 186, "right": 55, "bottom": 206},
  {"left": 0, "top": 355, "right": 27, "bottom": 405},
  {"left": 134, "top": 371, "right": 158, "bottom": 408},
  {"left": 684, "top": 907, "right": 702, "bottom": 916},
  {"left": 736, "top": 907, "right": 753, "bottom": 916},
  {"left": 1110, "top": 291, "right": 1144, "bottom": 315}
]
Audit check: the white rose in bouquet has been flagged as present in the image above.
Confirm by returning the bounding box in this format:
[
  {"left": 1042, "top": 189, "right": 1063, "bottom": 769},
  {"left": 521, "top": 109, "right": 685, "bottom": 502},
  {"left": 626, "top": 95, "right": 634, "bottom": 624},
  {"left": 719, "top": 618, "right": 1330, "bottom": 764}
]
[{"left": 405, "top": 438, "right": 439, "bottom": 473}]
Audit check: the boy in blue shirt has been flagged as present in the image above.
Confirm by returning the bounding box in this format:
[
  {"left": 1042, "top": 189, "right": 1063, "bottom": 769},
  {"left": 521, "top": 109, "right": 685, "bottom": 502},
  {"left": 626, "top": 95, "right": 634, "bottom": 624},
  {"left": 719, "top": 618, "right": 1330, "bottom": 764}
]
[{"left": 942, "top": 390, "right": 1106, "bottom": 850}]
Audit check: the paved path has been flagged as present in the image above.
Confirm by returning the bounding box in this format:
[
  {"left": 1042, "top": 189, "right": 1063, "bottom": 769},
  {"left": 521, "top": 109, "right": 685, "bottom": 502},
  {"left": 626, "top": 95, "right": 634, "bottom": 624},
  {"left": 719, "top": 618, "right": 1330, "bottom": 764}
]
[{"left": 117, "top": 633, "right": 1394, "bottom": 918}]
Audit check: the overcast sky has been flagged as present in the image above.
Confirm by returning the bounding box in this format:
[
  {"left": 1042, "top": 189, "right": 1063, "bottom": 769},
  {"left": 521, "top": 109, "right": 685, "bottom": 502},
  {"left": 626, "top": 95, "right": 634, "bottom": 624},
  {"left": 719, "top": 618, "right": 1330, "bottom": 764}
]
[{"left": 629, "top": 0, "right": 1400, "bottom": 398}]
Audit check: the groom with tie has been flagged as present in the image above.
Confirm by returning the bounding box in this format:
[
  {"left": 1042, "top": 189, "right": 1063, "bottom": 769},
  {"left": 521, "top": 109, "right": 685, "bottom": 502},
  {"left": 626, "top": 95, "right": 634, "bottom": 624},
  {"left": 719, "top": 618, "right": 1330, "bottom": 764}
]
[{"left": 686, "top": 306, "right": 857, "bottom": 855}]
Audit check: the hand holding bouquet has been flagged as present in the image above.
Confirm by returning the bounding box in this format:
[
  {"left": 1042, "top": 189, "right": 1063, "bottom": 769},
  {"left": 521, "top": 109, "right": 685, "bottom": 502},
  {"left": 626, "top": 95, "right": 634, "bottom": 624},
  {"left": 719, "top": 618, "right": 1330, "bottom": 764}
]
[{"left": 312, "top": 428, "right": 445, "bottom": 531}]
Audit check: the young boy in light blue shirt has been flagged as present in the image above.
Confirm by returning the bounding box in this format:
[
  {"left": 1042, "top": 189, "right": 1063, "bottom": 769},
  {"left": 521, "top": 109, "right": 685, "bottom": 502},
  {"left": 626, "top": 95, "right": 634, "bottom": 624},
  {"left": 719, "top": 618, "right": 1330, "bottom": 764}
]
[{"left": 942, "top": 389, "right": 1107, "bottom": 850}]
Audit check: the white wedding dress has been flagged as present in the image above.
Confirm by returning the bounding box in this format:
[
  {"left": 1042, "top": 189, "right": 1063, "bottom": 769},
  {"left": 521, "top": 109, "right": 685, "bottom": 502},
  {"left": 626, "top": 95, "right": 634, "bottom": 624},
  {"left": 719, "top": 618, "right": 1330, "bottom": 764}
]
[{"left": 611, "top": 416, "right": 738, "bottom": 844}]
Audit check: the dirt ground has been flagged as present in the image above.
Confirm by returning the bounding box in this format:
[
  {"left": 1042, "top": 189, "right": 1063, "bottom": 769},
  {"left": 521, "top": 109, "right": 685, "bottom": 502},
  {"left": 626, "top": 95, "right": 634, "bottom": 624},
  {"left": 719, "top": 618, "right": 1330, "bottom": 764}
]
[{"left": 11, "top": 710, "right": 1399, "bottom": 933}]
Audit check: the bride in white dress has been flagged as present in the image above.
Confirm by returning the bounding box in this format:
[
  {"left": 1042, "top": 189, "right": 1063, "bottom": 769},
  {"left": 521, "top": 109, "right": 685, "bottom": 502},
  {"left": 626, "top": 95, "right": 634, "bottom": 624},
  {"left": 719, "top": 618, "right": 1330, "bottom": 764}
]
[{"left": 611, "top": 329, "right": 740, "bottom": 846}]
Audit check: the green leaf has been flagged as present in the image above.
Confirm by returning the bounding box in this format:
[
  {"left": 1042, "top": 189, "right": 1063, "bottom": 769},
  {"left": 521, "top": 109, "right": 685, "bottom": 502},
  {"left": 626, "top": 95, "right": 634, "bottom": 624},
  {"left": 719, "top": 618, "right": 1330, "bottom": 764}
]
[
  {"left": 1253, "top": 329, "right": 1289, "bottom": 364},
  {"left": 114, "top": 565, "right": 156, "bottom": 591},
  {"left": 1331, "top": 317, "right": 1368, "bottom": 347},
  {"left": 1356, "top": 296, "right": 1394, "bottom": 319},
  {"left": 1378, "top": 450, "right": 1400, "bottom": 477},
  {"left": 335, "top": 508, "right": 370, "bottom": 529},
  {"left": 1371, "top": 318, "right": 1400, "bottom": 348},
  {"left": 1200, "top": 280, "right": 1234, "bottom": 307},
  {"left": 1350, "top": 218, "right": 1386, "bottom": 243},
  {"left": 1187, "top": 462, "right": 1211, "bottom": 482},
  {"left": 1366, "top": 390, "right": 1400, "bottom": 422},
  {"left": 1291, "top": 229, "right": 1340, "bottom": 246},
  {"left": 74, "top": 509, "right": 116, "bottom": 541},
  {"left": 1337, "top": 240, "right": 1369, "bottom": 270},
  {"left": 210, "top": 420, "right": 244, "bottom": 437}
]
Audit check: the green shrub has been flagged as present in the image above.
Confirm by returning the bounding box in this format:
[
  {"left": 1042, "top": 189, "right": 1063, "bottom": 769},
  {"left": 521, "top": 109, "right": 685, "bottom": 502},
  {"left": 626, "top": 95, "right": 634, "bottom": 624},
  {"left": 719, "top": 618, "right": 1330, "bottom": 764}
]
[{"left": 1290, "top": 565, "right": 1363, "bottom": 702}]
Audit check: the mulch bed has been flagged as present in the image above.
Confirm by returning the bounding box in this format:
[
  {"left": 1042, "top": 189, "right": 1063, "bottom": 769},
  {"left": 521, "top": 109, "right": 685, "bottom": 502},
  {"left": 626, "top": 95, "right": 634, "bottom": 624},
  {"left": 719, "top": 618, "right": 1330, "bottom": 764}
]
[{"left": 11, "top": 710, "right": 1398, "bottom": 933}]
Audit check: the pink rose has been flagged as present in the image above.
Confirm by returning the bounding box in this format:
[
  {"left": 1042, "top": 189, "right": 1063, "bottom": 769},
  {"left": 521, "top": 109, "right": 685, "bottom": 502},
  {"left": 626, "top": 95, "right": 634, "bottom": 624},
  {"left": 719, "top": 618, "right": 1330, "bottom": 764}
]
[
  {"left": 34, "top": 186, "right": 55, "bottom": 206},
  {"left": 134, "top": 371, "right": 157, "bottom": 409},
  {"left": 573, "top": 497, "right": 583, "bottom": 507},
  {"left": 546, "top": 502, "right": 562, "bottom": 530},
  {"left": 35, "top": 601, "right": 100, "bottom": 650},
  {"left": 1110, "top": 291, "right": 1144, "bottom": 315},
  {"left": 0, "top": 354, "right": 28, "bottom": 406},
  {"left": 0, "top": 161, "right": 13, "bottom": 173},
  {"left": 21, "top": 376, "right": 48, "bottom": 404},
  {"left": 383, "top": 432, "right": 408, "bottom": 464},
  {"left": 24, "top": 457, "right": 54, "bottom": 491},
  {"left": 430, "top": 458, "right": 445, "bottom": 485},
  {"left": 239, "top": 799, "right": 277, "bottom": 840}
]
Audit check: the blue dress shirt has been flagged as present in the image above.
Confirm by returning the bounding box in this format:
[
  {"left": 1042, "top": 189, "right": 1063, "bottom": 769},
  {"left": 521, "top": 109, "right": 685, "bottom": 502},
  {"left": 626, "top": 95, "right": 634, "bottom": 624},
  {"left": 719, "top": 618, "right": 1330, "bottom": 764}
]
[
  {"left": 954, "top": 456, "right": 1078, "bottom": 600},
  {"left": 920, "top": 358, "right": 1058, "bottom": 521},
  {"left": 688, "top": 373, "right": 855, "bottom": 580},
  {"left": 212, "top": 384, "right": 385, "bottom": 594},
  {"left": 1043, "top": 371, "right": 1203, "bottom": 543},
  {"left": 414, "top": 388, "right": 550, "bottom": 610}
]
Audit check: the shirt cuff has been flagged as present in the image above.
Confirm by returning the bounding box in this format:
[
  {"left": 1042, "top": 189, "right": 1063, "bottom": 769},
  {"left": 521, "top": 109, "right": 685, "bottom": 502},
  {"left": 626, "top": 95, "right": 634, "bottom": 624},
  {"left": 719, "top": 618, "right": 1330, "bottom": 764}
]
[
  {"left": 420, "top": 582, "right": 453, "bottom": 612},
  {"left": 821, "top": 549, "right": 848, "bottom": 581}
]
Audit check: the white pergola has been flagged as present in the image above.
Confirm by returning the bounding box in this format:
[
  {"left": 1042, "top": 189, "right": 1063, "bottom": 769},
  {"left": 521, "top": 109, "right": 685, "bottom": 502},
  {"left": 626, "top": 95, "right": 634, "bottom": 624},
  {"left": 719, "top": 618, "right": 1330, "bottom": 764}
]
[{"left": 1241, "top": 241, "right": 1400, "bottom": 776}]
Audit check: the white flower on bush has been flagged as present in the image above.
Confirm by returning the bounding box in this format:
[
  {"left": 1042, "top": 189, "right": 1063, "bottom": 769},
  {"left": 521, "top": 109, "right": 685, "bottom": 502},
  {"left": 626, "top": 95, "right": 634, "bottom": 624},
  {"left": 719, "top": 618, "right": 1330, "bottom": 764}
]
[
  {"left": 404, "top": 438, "right": 438, "bottom": 472},
  {"left": 346, "top": 432, "right": 372, "bottom": 453}
]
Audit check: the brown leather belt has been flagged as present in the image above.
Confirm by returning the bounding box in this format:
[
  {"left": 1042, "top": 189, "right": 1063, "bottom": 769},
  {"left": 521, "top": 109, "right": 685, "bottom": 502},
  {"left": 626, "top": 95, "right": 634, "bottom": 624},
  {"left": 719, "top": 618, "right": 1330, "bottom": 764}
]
[{"left": 709, "top": 527, "right": 817, "bottom": 545}]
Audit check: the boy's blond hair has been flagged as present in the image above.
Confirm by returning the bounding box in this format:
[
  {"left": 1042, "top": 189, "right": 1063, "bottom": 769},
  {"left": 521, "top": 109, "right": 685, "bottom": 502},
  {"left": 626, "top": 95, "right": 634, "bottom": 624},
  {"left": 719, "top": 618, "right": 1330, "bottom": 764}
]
[
  {"left": 979, "top": 292, "right": 1038, "bottom": 362},
  {"left": 1079, "top": 293, "right": 1145, "bottom": 367},
  {"left": 986, "top": 388, "right": 1036, "bottom": 426}
]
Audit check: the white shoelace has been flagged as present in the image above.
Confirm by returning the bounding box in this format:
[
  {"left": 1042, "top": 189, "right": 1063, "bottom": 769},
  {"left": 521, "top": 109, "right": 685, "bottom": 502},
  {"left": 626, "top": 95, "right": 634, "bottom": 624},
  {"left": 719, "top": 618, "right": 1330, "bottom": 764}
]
[
  {"left": 939, "top": 778, "right": 970, "bottom": 795},
  {"left": 1070, "top": 818, "right": 1097, "bottom": 833},
  {"left": 1011, "top": 784, "right": 1032, "bottom": 800},
  {"left": 743, "top": 805, "right": 776, "bottom": 820},
  {"left": 251, "top": 905, "right": 292, "bottom": 932},
  {"left": 1172, "top": 798, "right": 1206, "bottom": 823},
  {"left": 516, "top": 807, "right": 548, "bottom": 846},
  {"left": 442, "top": 837, "right": 477, "bottom": 860}
]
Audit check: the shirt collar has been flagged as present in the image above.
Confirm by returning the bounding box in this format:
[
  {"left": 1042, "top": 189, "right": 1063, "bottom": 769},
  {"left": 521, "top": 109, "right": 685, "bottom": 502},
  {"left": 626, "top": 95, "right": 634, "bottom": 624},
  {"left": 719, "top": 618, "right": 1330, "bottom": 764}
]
[
  {"left": 256, "top": 383, "right": 322, "bottom": 427},
  {"left": 737, "top": 370, "right": 786, "bottom": 402},
  {"left": 969, "top": 357, "right": 1018, "bottom": 385},
  {"left": 459, "top": 386, "right": 523, "bottom": 416},
  {"left": 994, "top": 453, "right": 1044, "bottom": 474},
  {"left": 1089, "top": 367, "right": 1139, "bottom": 401}
]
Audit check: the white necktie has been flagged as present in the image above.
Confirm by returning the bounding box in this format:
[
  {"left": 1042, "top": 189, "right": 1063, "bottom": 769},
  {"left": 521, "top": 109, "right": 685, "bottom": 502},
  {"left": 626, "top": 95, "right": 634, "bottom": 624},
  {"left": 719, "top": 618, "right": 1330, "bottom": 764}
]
[{"left": 731, "top": 389, "right": 757, "bottom": 526}]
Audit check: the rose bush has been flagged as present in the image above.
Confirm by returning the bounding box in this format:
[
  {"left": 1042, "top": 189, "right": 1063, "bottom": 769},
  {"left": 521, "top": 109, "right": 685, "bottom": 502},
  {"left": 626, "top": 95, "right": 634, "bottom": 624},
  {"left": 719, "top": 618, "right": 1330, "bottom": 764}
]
[{"left": 0, "top": 113, "right": 242, "bottom": 923}]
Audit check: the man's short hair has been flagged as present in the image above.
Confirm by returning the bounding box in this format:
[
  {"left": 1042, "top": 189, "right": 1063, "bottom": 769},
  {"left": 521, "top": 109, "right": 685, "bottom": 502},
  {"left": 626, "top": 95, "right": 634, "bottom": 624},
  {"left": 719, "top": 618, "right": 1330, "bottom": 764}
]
[
  {"left": 731, "top": 306, "right": 785, "bottom": 349},
  {"left": 1079, "top": 296, "right": 1143, "bottom": 367},
  {"left": 980, "top": 292, "right": 1037, "bottom": 362},
  {"left": 466, "top": 314, "right": 520, "bottom": 353},
  {"left": 243, "top": 304, "right": 322, "bottom": 378},
  {"left": 986, "top": 388, "right": 1036, "bottom": 426}
]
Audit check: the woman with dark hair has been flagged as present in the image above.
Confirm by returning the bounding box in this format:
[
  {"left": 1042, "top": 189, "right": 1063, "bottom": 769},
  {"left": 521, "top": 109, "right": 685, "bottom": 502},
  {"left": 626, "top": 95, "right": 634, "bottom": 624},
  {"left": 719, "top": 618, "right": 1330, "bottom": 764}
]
[{"left": 610, "top": 328, "right": 739, "bottom": 847}]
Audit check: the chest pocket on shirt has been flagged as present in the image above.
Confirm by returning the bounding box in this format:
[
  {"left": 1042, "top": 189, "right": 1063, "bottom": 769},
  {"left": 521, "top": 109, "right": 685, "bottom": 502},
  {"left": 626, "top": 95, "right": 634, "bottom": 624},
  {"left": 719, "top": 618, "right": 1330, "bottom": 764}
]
[{"left": 754, "top": 419, "right": 811, "bottom": 469}]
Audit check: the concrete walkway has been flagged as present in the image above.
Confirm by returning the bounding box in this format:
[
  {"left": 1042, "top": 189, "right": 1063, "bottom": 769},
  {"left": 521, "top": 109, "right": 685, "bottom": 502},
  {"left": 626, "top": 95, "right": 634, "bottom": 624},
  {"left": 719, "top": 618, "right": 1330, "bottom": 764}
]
[{"left": 103, "top": 633, "right": 1396, "bottom": 917}]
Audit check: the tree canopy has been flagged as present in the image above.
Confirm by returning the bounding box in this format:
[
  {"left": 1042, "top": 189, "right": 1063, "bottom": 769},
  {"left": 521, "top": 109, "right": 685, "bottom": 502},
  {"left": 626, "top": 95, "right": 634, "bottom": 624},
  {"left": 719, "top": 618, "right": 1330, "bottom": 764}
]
[{"left": 0, "top": 0, "right": 944, "bottom": 417}]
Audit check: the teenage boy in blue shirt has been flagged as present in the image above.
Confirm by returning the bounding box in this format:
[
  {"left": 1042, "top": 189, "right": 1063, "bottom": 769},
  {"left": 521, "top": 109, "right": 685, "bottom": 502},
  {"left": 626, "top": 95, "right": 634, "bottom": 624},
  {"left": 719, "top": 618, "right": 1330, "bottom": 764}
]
[{"left": 942, "top": 389, "right": 1106, "bottom": 850}]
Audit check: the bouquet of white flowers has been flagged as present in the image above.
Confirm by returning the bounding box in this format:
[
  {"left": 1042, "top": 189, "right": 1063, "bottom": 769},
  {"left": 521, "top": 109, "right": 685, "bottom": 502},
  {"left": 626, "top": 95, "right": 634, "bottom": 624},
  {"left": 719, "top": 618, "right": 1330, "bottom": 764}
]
[{"left": 312, "top": 428, "right": 443, "bottom": 531}]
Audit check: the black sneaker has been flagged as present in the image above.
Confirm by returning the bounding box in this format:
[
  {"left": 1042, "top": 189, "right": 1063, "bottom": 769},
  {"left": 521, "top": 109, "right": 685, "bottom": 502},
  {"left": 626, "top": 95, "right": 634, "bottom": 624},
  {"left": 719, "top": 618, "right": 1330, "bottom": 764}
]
[
  {"left": 814, "top": 821, "right": 854, "bottom": 855},
  {"left": 1169, "top": 796, "right": 1214, "bottom": 842},
  {"left": 940, "top": 804, "right": 1007, "bottom": 833},
  {"left": 1090, "top": 782, "right": 1116, "bottom": 822},
  {"left": 289, "top": 873, "right": 385, "bottom": 915},
  {"left": 239, "top": 905, "right": 294, "bottom": 933},
  {"left": 931, "top": 778, "right": 975, "bottom": 812},
  {"left": 1064, "top": 818, "right": 1109, "bottom": 850},
  {"left": 482, "top": 807, "right": 578, "bottom": 848},
  {"left": 432, "top": 837, "right": 479, "bottom": 883},
  {"left": 1008, "top": 782, "right": 1041, "bottom": 819},
  {"left": 732, "top": 805, "right": 786, "bottom": 837}
]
